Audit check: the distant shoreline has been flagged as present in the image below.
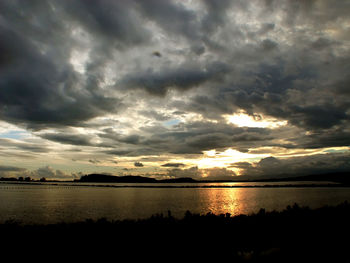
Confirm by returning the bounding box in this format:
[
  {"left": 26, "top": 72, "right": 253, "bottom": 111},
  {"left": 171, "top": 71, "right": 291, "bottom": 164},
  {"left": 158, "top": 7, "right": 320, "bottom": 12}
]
[
  {"left": 1, "top": 171, "right": 350, "bottom": 185},
  {"left": 0, "top": 180, "right": 348, "bottom": 188},
  {"left": 1, "top": 172, "right": 350, "bottom": 191}
]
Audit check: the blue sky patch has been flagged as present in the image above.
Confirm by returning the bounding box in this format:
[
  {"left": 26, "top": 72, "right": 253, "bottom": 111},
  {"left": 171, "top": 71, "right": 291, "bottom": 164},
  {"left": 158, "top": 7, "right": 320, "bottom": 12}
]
[{"left": 0, "top": 130, "right": 29, "bottom": 140}]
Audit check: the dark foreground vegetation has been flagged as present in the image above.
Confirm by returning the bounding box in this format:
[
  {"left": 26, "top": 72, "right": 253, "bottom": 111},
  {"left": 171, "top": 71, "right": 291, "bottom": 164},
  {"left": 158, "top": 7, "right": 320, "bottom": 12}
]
[{"left": 1, "top": 202, "right": 350, "bottom": 262}]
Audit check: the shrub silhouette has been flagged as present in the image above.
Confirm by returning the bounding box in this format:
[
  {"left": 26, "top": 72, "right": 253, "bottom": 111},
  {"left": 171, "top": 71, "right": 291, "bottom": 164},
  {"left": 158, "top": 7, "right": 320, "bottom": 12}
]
[{"left": 1, "top": 202, "right": 349, "bottom": 262}]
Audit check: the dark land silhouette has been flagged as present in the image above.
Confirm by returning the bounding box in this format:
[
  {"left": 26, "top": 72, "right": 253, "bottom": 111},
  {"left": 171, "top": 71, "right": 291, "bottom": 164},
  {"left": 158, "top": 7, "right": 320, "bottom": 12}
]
[
  {"left": 1, "top": 172, "right": 350, "bottom": 185},
  {"left": 78, "top": 174, "right": 198, "bottom": 183},
  {"left": 76, "top": 172, "right": 350, "bottom": 184},
  {"left": 1, "top": 202, "right": 350, "bottom": 262}
]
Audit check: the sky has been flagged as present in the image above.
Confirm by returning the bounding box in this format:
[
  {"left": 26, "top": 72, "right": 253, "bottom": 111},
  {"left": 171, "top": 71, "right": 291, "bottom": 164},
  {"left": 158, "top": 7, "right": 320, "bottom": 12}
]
[{"left": 0, "top": 0, "right": 349, "bottom": 180}]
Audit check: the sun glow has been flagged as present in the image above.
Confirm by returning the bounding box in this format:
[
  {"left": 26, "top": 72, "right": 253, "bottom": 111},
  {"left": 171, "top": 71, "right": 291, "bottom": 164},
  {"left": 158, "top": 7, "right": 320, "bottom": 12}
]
[
  {"left": 197, "top": 148, "right": 268, "bottom": 170},
  {"left": 225, "top": 112, "right": 287, "bottom": 128}
]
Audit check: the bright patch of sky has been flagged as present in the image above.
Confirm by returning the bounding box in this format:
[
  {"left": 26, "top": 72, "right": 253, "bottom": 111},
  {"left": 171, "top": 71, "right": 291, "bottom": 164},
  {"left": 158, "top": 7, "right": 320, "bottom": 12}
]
[{"left": 225, "top": 112, "right": 287, "bottom": 128}]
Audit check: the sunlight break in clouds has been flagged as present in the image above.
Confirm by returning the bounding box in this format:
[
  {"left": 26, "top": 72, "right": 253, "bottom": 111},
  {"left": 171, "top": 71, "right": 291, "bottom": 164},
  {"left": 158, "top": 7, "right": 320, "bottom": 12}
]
[{"left": 225, "top": 112, "right": 287, "bottom": 128}]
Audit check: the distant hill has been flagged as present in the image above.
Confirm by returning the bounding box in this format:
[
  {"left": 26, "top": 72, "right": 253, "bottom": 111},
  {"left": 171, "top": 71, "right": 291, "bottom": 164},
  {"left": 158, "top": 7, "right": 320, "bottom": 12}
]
[
  {"left": 78, "top": 174, "right": 157, "bottom": 183},
  {"left": 77, "top": 174, "right": 199, "bottom": 183},
  {"left": 252, "top": 172, "right": 350, "bottom": 184},
  {"left": 272, "top": 172, "right": 350, "bottom": 184},
  {"left": 1, "top": 171, "right": 349, "bottom": 184},
  {"left": 158, "top": 177, "right": 197, "bottom": 183},
  {"left": 75, "top": 172, "right": 350, "bottom": 184}
]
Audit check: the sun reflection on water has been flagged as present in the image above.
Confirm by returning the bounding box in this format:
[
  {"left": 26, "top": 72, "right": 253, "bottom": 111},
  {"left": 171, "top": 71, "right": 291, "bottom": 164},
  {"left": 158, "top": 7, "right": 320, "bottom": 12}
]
[{"left": 200, "top": 188, "right": 247, "bottom": 216}]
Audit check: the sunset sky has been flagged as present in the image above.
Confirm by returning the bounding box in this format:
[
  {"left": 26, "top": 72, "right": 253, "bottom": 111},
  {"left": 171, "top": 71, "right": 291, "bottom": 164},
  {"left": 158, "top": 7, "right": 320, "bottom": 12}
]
[{"left": 0, "top": 0, "right": 349, "bottom": 180}]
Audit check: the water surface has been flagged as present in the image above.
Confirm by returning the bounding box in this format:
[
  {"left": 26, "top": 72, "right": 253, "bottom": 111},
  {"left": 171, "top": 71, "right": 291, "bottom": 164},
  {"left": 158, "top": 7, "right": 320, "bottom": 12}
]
[{"left": 0, "top": 182, "right": 349, "bottom": 224}]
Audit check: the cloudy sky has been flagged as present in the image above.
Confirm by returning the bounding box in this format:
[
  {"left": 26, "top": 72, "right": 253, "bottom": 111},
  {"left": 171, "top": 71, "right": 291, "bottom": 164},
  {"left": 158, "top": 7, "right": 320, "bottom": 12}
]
[{"left": 0, "top": 0, "right": 349, "bottom": 180}]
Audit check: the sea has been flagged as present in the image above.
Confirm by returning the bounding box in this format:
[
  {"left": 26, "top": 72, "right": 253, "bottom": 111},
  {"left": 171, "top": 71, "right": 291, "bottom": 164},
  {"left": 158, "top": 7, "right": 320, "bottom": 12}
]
[{"left": 1, "top": 181, "right": 350, "bottom": 224}]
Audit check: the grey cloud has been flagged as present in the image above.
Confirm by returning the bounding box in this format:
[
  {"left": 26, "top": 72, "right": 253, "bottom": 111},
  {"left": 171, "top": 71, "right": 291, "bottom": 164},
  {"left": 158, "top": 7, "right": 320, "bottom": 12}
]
[
  {"left": 134, "top": 162, "right": 144, "bottom": 167},
  {"left": 0, "top": 164, "right": 74, "bottom": 180},
  {"left": 257, "top": 23, "right": 275, "bottom": 35},
  {"left": 138, "top": 110, "right": 171, "bottom": 121},
  {"left": 88, "top": 159, "right": 101, "bottom": 164},
  {"left": 181, "top": 55, "right": 349, "bottom": 132},
  {"left": 236, "top": 153, "right": 350, "bottom": 178},
  {"left": 0, "top": 164, "right": 27, "bottom": 178},
  {"left": 161, "top": 163, "right": 185, "bottom": 168},
  {"left": 0, "top": 138, "right": 49, "bottom": 153},
  {"left": 0, "top": 165, "right": 26, "bottom": 172},
  {"left": 201, "top": 0, "right": 233, "bottom": 33},
  {"left": 229, "top": 162, "right": 253, "bottom": 169},
  {"left": 167, "top": 166, "right": 200, "bottom": 179},
  {"left": 287, "top": 105, "right": 348, "bottom": 129},
  {"left": 100, "top": 120, "right": 273, "bottom": 156},
  {"left": 31, "top": 165, "right": 74, "bottom": 179},
  {"left": 40, "top": 133, "right": 94, "bottom": 146},
  {"left": 105, "top": 149, "right": 134, "bottom": 156},
  {"left": 120, "top": 62, "right": 230, "bottom": 96},
  {"left": 0, "top": 0, "right": 349, "bottom": 161},
  {"left": 60, "top": 0, "right": 150, "bottom": 46},
  {"left": 288, "top": 128, "right": 350, "bottom": 150},
  {"left": 152, "top": 51, "right": 162, "bottom": 58},
  {"left": 0, "top": 1, "right": 126, "bottom": 129},
  {"left": 135, "top": 0, "right": 200, "bottom": 41},
  {"left": 99, "top": 129, "right": 142, "bottom": 146}
]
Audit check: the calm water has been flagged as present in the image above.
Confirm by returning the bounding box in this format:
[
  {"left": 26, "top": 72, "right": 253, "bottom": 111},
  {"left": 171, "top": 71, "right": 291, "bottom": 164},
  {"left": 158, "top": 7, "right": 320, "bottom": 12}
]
[{"left": 0, "top": 181, "right": 349, "bottom": 224}]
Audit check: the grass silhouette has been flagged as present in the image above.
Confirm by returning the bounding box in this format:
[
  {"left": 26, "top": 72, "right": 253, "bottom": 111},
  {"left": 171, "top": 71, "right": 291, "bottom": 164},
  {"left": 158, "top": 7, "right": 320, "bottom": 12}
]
[{"left": 1, "top": 202, "right": 349, "bottom": 262}]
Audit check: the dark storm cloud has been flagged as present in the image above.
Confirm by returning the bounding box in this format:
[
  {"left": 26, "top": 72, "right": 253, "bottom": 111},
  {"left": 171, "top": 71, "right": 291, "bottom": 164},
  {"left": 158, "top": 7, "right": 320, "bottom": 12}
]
[
  {"left": 0, "top": 0, "right": 349, "bottom": 163},
  {"left": 40, "top": 133, "right": 94, "bottom": 146},
  {"left": 0, "top": 0, "right": 135, "bottom": 129},
  {"left": 120, "top": 62, "right": 229, "bottom": 96},
  {"left": 135, "top": 0, "right": 200, "bottom": 41},
  {"left": 99, "top": 121, "right": 273, "bottom": 156},
  {"left": 201, "top": 0, "right": 233, "bottom": 33},
  {"left": 236, "top": 153, "right": 350, "bottom": 178},
  {"left": 99, "top": 129, "right": 142, "bottom": 145},
  {"left": 160, "top": 1, "right": 350, "bottom": 135},
  {"left": 288, "top": 128, "right": 350, "bottom": 150},
  {"left": 59, "top": 0, "right": 150, "bottom": 46}
]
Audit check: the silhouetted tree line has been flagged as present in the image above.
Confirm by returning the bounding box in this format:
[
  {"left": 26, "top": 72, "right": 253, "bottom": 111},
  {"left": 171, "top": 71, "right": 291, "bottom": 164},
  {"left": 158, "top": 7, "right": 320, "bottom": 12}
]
[
  {"left": 0, "top": 176, "right": 32, "bottom": 182},
  {"left": 1, "top": 202, "right": 350, "bottom": 262}
]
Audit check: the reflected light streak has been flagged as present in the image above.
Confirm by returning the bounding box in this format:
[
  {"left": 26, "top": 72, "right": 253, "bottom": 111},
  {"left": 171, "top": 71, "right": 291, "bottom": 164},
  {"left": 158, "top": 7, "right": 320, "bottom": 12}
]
[{"left": 201, "top": 188, "right": 246, "bottom": 217}]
